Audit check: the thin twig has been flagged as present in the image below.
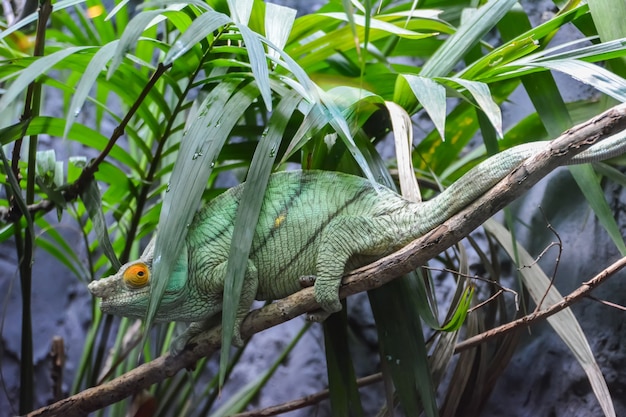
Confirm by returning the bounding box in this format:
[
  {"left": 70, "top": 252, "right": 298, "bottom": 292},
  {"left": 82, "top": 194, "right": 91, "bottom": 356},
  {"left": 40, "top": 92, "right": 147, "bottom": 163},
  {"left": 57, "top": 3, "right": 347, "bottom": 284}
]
[
  {"left": 455, "top": 255, "right": 626, "bottom": 353},
  {"left": 585, "top": 294, "right": 626, "bottom": 311}
]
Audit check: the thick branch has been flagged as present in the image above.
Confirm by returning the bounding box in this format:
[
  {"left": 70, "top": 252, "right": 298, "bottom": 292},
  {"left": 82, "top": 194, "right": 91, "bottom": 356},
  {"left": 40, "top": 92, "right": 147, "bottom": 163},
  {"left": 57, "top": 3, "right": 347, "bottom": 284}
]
[{"left": 25, "top": 102, "right": 626, "bottom": 417}]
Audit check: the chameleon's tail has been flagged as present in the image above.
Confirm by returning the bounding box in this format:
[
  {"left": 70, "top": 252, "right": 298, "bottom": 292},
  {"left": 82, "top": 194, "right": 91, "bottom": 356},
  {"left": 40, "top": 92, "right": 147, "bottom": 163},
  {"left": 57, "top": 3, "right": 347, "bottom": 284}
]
[{"left": 414, "top": 133, "right": 626, "bottom": 233}]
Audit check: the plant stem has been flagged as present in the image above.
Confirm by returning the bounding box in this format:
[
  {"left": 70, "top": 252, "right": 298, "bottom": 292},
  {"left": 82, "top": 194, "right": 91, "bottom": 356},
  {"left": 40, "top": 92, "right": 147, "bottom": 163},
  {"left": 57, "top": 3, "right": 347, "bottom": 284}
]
[{"left": 16, "top": 0, "right": 52, "bottom": 413}]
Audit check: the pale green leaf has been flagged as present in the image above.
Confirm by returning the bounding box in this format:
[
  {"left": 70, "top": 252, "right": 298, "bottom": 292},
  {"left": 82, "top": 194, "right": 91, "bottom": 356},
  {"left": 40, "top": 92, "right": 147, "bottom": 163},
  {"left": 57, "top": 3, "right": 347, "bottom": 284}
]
[
  {"left": 64, "top": 41, "right": 118, "bottom": 139},
  {"left": 386, "top": 101, "right": 420, "bottom": 201},
  {"left": 399, "top": 74, "right": 447, "bottom": 141},
  {"left": 237, "top": 23, "right": 272, "bottom": 111},
  {"left": 444, "top": 77, "right": 503, "bottom": 138},
  {"left": 264, "top": 3, "right": 297, "bottom": 60},
  {"left": 163, "top": 11, "right": 232, "bottom": 65},
  {"left": 0, "top": 0, "right": 88, "bottom": 41},
  {"left": 525, "top": 60, "right": 626, "bottom": 103},
  {"left": 227, "top": 0, "right": 253, "bottom": 25},
  {"left": 320, "top": 12, "right": 432, "bottom": 39},
  {"left": 81, "top": 181, "right": 121, "bottom": 270},
  {"left": 108, "top": 9, "right": 165, "bottom": 77},
  {"left": 220, "top": 91, "right": 303, "bottom": 385}
]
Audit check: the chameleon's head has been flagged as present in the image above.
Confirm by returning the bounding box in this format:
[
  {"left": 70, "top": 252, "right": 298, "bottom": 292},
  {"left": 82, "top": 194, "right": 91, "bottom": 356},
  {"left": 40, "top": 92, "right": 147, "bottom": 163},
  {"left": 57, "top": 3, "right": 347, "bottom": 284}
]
[
  {"left": 88, "top": 238, "right": 189, "bottom": 320},
  {"left": 88, "top": 260, "right": 154, "bottom": 319}
]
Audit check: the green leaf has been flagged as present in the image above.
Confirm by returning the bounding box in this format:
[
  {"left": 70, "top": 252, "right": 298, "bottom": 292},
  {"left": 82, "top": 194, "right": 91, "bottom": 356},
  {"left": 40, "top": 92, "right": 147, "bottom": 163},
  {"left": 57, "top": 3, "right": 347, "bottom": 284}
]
[
  {"left": 324, "top": 310, "right": 364, "bottom": 417},
  {"left": 369, "top": 280, "right": 438, "bottom": 417},
  {"left": 397, "top": 74, "right": 447, "bottom": 141},
  {"left": 421, "top": 0, "right": 517, "bottom": 77},
  {"left": 64, "top": 41, "right": 119, "bottom": 139},
  {"left": 163, "top": 11, "right": 232, "bottom": 65},
  {"left": 0, "top": 47, "right": 93, "bottom": 113},
  {"left": 220, "top": 91, "right": 303, "bottom": 384},
  {"left": 81, "top": 181, "right": 121, "bottom": 270},
  {"left": 568, "top": 164, "right": 626, "bottom": 255},
  {"left": 236, "top": 23, "right": 273, "bottom": 111}
]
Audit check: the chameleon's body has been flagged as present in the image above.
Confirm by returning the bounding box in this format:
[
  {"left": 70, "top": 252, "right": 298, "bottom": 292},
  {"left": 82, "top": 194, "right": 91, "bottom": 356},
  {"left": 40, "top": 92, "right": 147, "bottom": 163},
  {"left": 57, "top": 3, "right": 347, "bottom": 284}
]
[{"left": 88, "top": 139, "right": 626, "bottom": 348}]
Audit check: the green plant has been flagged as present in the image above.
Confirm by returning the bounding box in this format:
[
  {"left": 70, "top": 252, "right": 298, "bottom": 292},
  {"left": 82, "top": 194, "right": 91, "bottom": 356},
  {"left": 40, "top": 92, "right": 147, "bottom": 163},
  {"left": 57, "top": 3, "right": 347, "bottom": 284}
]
[{"left": 1, "top": 0, "right": 626, "bottom": 415}]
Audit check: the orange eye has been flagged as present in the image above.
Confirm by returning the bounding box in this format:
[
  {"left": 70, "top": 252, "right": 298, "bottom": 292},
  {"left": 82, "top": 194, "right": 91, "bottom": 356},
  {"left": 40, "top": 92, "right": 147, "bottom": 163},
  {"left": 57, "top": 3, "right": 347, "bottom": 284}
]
[{"left": 123, "top": 263, "right": 150, "bottom": 288}]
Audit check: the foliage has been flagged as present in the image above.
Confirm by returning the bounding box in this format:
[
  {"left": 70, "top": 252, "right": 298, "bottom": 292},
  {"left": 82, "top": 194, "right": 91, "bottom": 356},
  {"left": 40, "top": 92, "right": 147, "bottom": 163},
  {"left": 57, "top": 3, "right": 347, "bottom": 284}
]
[{"left": 1, "top": 0, "right": 626, "bottom": 415}]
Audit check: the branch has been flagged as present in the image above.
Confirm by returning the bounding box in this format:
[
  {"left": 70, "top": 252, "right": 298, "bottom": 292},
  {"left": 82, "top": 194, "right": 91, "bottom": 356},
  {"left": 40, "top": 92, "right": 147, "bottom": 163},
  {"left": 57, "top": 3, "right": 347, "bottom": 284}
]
[{"left": 25, "top": 102, "right": 626, "bottom": 417}]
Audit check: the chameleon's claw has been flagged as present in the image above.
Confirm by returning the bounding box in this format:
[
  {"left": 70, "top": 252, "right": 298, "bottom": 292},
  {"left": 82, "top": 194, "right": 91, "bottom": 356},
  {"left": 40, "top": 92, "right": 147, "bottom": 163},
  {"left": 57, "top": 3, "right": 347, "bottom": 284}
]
[
  {"left": 171, "top": 332, "right": 193, "bottom": 356},
  {"left": 299, "top": 275, "right": 317, "bottom": 288}
]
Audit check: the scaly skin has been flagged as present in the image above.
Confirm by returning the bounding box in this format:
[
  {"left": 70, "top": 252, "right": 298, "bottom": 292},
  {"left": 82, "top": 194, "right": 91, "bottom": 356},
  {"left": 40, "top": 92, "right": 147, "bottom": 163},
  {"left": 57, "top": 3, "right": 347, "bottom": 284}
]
[{"left": 88, "top": 136, "right": 626, "bottom": 350}]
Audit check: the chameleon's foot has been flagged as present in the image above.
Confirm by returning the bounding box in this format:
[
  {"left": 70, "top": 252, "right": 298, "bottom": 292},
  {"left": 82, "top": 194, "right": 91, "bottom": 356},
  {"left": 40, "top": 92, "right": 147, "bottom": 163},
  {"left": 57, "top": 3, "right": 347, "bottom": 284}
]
[
  {"left": 171, "top": 327, "right": 198, "bottom": 356},
  {"left": 306, "top": 308, "right": 332, "bottom": 322},
  {"left": 299, "top": 275, "right": 317, "bottom": 288}
]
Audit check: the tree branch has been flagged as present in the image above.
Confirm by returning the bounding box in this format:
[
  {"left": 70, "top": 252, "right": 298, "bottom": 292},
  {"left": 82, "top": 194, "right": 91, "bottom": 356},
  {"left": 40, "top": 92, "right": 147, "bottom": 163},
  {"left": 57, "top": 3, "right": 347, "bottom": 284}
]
[{"left": 25, "top": 102, "right": 626, "bottom": 417}]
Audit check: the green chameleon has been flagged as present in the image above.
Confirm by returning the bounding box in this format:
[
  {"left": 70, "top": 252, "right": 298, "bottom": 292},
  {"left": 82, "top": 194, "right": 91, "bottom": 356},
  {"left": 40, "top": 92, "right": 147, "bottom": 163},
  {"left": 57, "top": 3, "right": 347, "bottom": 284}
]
[{"left": 88, "top": 138, "right": 625, "bottom": 351}]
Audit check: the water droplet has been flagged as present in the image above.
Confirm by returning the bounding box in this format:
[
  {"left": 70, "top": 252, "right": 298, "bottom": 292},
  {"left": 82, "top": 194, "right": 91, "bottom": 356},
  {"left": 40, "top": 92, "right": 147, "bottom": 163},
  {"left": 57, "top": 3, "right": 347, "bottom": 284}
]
[
  {"left": 166, "top": 183, "right": 171, "bottom": 192},
  {"left": 192, "top": 151, "right": 203, "bottom": 160},
  {"left": 73, "top": 109, "right": 81, "bottom": 117},
  {"left": 210, "top": 161, "right": 215, "bottom": 168},
  {"left": 268, "top": 146, "right": 276, "bottom": 157}
]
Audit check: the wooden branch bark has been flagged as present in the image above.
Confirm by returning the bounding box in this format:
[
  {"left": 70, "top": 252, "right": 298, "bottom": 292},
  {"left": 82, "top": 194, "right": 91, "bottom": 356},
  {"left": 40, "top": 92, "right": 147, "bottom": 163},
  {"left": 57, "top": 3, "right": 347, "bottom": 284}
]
[{"left": 25, "top": 102, "right": 626, "bottom": 417}]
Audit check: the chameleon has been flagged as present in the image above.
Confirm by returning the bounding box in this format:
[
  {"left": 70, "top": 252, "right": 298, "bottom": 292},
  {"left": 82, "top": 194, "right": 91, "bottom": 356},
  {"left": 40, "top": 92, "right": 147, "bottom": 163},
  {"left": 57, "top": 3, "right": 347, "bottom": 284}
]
[{"left": 87, "top": 137, "right": 626, "bottom": 351}]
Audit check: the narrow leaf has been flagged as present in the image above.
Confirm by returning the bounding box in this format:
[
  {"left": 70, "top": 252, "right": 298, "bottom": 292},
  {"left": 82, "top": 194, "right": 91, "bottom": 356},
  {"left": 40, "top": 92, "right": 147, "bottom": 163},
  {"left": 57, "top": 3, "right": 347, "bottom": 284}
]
[
  {"left": 108, "top": 9, "right": 165, "bottom": 77},
  {"left": 0, "top": 47, "right": 92, "bottom": 113},
  {"left": 444, "top": 77, "right": 503, "bottom": 138},
  {"left": 569, "top": 164, "right": 626, "bottom": 255},
  {"left": 64, "top": 41, "right": 118, "bottom": 139},
  {"left": 81, "top": 181, "right": 121, "bottom": 270},
  {"left": 237, "top": 23, "right": 272, "bottom": 111},
  {"left": 525, "top": 60, "right": 626, "bottom": 103},
  {"left": 398, "top": 74, "right": 447, "bottom": 141},
  {"left": 163, "top": 11, "right": 232, "bottom": 65},
  {"left": 220, "top": 92, "right": 302, "bottom": 384}
]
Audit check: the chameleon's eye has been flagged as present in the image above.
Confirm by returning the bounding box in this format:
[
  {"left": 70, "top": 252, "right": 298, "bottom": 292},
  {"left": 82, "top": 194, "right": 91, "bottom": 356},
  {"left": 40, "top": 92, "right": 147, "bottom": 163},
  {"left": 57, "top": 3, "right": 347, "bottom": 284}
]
[{"left": 123, "top": 263, "right": 150, "bottom": 288}]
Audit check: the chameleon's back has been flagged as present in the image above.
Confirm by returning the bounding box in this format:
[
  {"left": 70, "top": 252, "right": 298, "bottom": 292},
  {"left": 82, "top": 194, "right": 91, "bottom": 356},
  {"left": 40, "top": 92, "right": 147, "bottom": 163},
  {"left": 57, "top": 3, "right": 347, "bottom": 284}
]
[{"left": 187, "top": 170, "right": 407, "bottom": 300}]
